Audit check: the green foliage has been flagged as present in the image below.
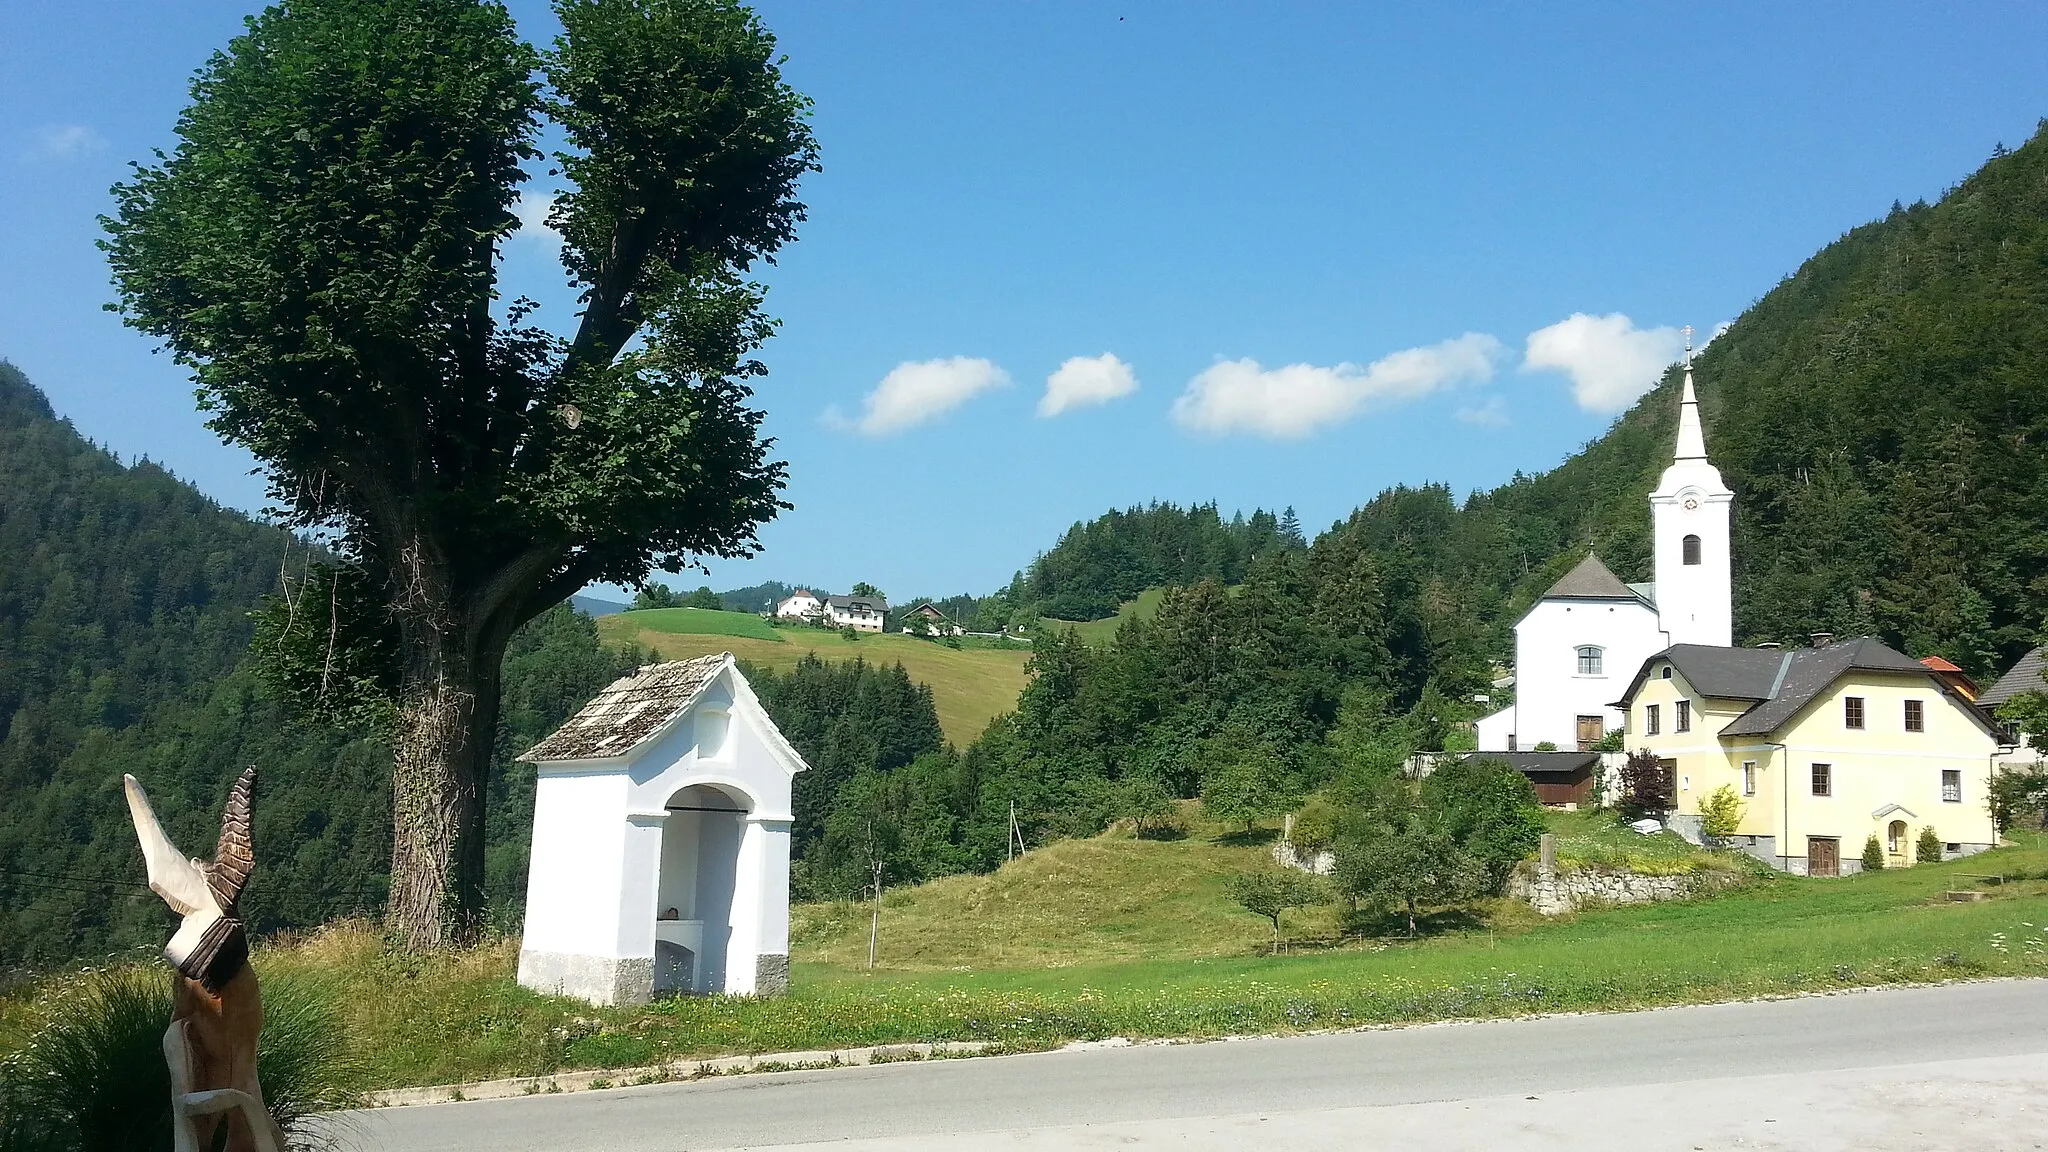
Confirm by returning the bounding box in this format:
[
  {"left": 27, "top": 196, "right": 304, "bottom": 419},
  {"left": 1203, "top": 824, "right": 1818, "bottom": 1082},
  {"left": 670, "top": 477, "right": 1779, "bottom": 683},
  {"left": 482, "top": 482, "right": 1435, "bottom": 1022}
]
[
  {"left": 1531, "top": 741, "right": 1559, "bottom": 752},
  {"left": 1330, "top": 786, "right": 1486, "bottom": 937},
  {"left": 1290, "top": 795, "right": 1340, "bottom": 856},
  {"left": 685, "top": 586, "right": 723, "bottom": 610},
  {"left": 1224, "top": 869, "right": 1326, "bottom": 950},
  {"left": 1996, "top": 692, "right": 2048, "bottom": 755},
  {"left": 1421, "top": 757, "right": 1544, "bottom": 892},
  {"left": 1593, "top": 728, "right": 1625, "bottom": 752},
  {"left": 1987, "top": 764, "right": 2048, "bottom": 834},
  {"left": 0, "top": 968, "right": 361, "bottom": 1151},
  {"left": 633, "top": 583, "right": 678, "bottom": 610},
  {"left": 850, "top": 582, "right": 883, "bottom": 600},
  {"left": 1699, "top": 785, "right": 1745, "bottom": 841},
  {"left": 1620, "top": 749, "right": 1674, "bottom": 820},
  {"left": 1861, "top": 835, "right": 1886, "bottom": 872},
  {"left": 621, "top": 605, "right": 782, "bottom": 641},
  {"left": 1916, "top": 825, "right": 1944, "bottom": 864},
  {"left": 1198, "top": 729, "right": 1295, "bottom": 832},
  {"left": 1023, "top": 502, "right": 1302, "bottom": 621},
  {"left": 1114, "top": 775, "right": 1182, "bottom": 840}
]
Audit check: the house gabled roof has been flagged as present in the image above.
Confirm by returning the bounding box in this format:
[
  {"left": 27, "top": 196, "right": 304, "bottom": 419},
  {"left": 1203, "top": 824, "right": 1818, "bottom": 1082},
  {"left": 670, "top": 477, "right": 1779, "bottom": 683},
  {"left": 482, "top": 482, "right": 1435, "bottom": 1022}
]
[
  {"left": 826, "top": 594, "right": 888, "bottom": 612},
  {"left": 1618, "top": 637, "right": 1990, "bottom": 741},
  {"left": 1978, "top": 646, "right": 2047, "bottom": 709},
  {"left": 1450, "top": 751, "right": 1602, "bottom": 777},
  {"left": 521, "top": 653, "right": 729, "bottom": 763},
  {"left": 1541, "top": 554, "right": 1641, "bottom": 601}
]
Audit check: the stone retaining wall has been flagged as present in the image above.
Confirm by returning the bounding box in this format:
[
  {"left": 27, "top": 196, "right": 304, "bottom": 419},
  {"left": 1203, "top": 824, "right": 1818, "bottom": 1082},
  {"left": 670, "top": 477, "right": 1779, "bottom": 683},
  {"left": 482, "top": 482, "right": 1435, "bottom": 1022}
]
[{"left": 1508, "top": 863, "right": 1739, "bottom": 915}]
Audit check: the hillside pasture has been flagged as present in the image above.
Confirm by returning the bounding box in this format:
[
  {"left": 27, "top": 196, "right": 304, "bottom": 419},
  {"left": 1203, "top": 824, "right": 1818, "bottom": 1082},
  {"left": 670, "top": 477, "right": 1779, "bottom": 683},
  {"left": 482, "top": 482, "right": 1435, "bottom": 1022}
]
[
  {"left": 596, "top": 616, "right": 1031, "bottom": 745},
  {"left": 612, "top": 606, "right": 784, "bottom": 642},
  {"left": 1039, "top": 586, "right": 1168, "bottom": 646}
]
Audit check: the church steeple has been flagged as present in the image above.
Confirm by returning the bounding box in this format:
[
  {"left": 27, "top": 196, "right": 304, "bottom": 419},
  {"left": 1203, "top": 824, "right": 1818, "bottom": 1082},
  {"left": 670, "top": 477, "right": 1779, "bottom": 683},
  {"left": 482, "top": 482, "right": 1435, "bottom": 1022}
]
[
  {"left": 1648, "top": 327, "right": 1734, "bottom": 648},
  {"left": 1674, "top": 328, "right": 1708, "bottom": 461}
]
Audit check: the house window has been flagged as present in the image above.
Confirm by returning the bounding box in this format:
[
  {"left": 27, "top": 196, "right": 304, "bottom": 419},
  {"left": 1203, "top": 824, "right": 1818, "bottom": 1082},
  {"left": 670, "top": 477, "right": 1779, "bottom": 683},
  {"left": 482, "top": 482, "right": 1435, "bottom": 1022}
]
[
  {"left": 1645, "top": 704, "right": 1660, "bottom": 735},
  {"left": 1742, "top": 761, "right": 1756, "bottom": 796},
  {"left": 1577, "top": 646, "right": 1603, "bottom": 675},
  {"left": 1904, "top": 699, "right": 1924, "bottom": 732},
  {"left": 1844, "top": 696, "right": 1865, "bottom": 729},
  {"left": 1942, "top": 769, "right": 1961, "bottom": 803},
  {"left": 1811, "top": 763, "right": 1832, "bottom": 797},
  {"left": 1682, "top": 534, "right": 1702, "bottom": 565},
  {"left": 1675, "top": 700, "right": 1692, "bottom": 733}
]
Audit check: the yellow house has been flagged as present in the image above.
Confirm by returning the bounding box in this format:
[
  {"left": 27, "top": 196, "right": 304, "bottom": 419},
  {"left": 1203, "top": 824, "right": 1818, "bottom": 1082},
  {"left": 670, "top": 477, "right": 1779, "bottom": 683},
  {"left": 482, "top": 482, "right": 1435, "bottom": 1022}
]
[{"left": 1616, "top": 637, "right": 2005, "bottom": 875}]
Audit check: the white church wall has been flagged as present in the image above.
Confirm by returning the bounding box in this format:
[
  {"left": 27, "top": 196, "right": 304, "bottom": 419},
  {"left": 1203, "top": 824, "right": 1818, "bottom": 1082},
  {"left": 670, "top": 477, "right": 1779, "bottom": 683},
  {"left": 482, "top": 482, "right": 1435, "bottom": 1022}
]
[
  {"left": 1512, "top": 599, "right": 1665, "bottom": 750},
  {"left": 1651, "top": 488, "right": 1733, "bottom": 647},
  {"left": 1475, "top": 704, "right": 1516, "bottom": 752},
  {"left": 517, "top": 769, "right": 636, "bottom": 1003}
]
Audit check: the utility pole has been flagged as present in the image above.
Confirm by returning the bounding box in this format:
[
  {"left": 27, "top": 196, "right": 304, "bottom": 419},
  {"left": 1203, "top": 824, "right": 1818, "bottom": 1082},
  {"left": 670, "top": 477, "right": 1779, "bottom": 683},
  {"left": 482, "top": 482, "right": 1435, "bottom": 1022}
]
[
  {"left": 866, "top": 818, "right": 882, "bottom": 971},
  {"left": 1008, "top": 800, "right": 1024, "bottom": 861}
]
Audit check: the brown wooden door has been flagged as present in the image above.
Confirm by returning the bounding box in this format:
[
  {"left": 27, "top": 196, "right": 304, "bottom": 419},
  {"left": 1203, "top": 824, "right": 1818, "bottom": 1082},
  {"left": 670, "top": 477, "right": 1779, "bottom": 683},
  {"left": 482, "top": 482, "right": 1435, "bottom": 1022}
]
[
  {"left": 1576, "top": 715, "right": 1604, "bottom": 751},
  {"left": 1807, "top": 836, "right": 1839, "bottom": 878}
]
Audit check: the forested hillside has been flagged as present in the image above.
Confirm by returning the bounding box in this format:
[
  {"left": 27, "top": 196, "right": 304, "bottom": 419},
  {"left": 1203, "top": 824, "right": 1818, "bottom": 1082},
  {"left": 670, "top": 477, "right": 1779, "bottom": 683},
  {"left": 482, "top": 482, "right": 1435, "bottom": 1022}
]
[{"left": 0, "top": 364, "right": 650, "bottom": 971}]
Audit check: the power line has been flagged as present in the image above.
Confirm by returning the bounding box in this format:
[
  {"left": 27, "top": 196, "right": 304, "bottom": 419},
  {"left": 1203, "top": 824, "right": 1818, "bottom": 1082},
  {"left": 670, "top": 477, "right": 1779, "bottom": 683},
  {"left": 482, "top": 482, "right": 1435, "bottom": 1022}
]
[{"left": 0, "top": 868, "right": 154, "bottom": 891}]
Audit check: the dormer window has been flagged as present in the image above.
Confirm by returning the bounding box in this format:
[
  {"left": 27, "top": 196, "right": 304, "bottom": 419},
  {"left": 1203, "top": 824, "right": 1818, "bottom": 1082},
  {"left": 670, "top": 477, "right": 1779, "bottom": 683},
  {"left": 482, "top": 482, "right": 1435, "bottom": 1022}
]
[
  {"left": 1577, "top": 646, "right": 1603, "bottom": 675},
  {"left": 1682, "top": 534, "right": 1702, "bottom": 565}
]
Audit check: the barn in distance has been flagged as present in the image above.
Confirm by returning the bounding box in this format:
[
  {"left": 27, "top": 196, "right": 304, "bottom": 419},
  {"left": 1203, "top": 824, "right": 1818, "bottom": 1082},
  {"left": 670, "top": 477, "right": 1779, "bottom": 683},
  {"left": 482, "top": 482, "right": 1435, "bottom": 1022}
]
[{"left": 515, "top": 653, "right": 807, "bottom": 1006}]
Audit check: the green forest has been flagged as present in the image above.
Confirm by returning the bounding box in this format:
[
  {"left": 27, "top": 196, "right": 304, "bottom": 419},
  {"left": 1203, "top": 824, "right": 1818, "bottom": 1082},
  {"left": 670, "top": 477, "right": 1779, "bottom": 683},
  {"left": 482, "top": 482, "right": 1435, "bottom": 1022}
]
[{"left": 6, "top": 127, "right": 2048, "bottom": 969}]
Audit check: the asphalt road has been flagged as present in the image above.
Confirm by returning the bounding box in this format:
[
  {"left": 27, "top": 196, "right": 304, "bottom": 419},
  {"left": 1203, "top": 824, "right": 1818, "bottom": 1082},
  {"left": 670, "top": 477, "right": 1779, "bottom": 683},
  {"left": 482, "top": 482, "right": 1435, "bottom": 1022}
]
[{"left": 347, "top": 980, "right": 2048, "bottom": 1151}]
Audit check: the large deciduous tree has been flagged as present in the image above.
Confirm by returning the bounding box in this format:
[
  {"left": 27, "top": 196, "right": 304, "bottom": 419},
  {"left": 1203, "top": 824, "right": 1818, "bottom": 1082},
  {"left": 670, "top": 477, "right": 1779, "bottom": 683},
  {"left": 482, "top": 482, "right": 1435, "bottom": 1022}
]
[{"left": 103, "top": 0, "right": 819, "bottom": 948}]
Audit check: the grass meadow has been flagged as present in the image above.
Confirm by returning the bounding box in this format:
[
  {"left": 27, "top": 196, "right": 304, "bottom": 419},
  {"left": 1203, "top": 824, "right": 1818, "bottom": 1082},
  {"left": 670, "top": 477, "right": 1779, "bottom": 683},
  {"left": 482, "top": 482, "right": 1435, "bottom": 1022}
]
[
  {"left": 597, "top": 613, "right": 1032, "bottom": 745},
  {"left": 7, "top": 827, "right": 2041, "bottom": 1092}
]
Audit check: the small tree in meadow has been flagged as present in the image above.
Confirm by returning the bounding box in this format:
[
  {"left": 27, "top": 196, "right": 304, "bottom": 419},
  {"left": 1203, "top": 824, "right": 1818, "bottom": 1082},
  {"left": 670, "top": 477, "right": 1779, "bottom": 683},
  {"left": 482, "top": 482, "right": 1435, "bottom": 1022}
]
[
  {"left": 1860, "top": 834, "right": 1886, "bottom": 872},
  {"left": 1916, "top": 825, "right": 1944, "bottom": 864},
  {"left": 1226, "top": 869, "right": 1326, "bottom": 953},
  {"left": 1699, "top": 785, "right": 1744, "bottom": 843},
  {"left": 1420, "top": 756, "right": 1543, "bottom": 893},
  {"left": 1619, "top": 749, "right": 1674, "bottom": 821},
  {"left": 1330, "top": 788, "right": 1485, "bottom": 936}
]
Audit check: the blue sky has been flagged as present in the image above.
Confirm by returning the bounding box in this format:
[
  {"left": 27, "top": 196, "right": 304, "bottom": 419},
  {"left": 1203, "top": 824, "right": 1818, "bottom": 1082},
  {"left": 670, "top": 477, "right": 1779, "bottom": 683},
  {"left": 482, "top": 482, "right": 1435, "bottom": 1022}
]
[{"left": 5, "top": 3, "right": 2047, "bottom": 606}]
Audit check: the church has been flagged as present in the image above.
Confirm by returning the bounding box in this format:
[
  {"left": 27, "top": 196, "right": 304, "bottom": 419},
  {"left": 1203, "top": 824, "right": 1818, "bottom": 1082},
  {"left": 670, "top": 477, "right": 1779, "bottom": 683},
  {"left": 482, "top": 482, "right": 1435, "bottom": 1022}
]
[{"left": 1476, "top": 353, "right": 1733, "bottom": 753}]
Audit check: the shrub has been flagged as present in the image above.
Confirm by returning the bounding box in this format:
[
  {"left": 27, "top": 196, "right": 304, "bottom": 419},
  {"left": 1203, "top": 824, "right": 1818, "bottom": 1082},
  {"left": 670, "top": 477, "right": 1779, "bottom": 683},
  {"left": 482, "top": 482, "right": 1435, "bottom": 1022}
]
[
  {"left": 1531, "top": 741, "right": 1559, "bottom": 752},
  {"left": 1916, "top": 825, "right": 1944, "bottom": 864},
  {"left": 1860, "top": 835, "right": 1885, "bottom": 872},
  {"left": 1619, "top": 749, "right": 1674, "bottom": 820},
  {"left": 1699, "top": 785, "right": 1744, "bottom": 841},
  {"left": 1987, "top": 764, "right": 2048, "bottom": 833},
  {"left": 1290, "top": 795, "right": 1340, "bottom": 857},
  {"left": 0, "top": 967, "right": 362, "bottom": 1152},
  {"left": 1421, "top": 757, "right": 1543, "bottom": 893}
]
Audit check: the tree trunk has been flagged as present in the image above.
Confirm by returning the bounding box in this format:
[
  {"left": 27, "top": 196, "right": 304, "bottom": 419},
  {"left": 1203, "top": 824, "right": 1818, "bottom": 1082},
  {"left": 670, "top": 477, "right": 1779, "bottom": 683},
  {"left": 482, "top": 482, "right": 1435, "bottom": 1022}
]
[{"left": 384, "top": 543, "right": 511, "bottom": 951}]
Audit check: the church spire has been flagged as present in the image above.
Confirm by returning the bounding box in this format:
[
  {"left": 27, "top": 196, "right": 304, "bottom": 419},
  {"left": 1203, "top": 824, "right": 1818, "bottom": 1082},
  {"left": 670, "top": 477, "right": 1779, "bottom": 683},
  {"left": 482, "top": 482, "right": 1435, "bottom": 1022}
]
[{"left": 1674, "top": 325, "right": 1707, "bottom": 461}]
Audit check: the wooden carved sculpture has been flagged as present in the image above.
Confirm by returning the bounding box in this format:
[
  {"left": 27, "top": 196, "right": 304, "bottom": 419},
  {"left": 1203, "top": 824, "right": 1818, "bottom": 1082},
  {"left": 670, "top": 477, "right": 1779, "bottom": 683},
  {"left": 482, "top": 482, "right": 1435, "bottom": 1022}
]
[{"left": 124, "top": 766, "right": 285, "bottom": 1152}]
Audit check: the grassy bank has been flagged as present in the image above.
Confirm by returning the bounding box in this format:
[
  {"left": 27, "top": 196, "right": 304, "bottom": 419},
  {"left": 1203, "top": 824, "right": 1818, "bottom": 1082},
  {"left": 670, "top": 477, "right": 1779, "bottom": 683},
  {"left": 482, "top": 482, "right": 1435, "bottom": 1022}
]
[
  {"left": 6, "top": 833, "right": 2044, "bottom": 1093},
  {"left": 596, "top": 616, "right": 1031, "bottom": 745}
]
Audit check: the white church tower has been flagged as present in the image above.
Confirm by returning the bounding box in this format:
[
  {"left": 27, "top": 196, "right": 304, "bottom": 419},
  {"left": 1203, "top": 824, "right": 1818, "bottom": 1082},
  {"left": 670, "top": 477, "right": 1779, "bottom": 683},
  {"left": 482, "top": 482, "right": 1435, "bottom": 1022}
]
[{"left": 1648, "top": 332, "right": 1733, "bottom": 647}]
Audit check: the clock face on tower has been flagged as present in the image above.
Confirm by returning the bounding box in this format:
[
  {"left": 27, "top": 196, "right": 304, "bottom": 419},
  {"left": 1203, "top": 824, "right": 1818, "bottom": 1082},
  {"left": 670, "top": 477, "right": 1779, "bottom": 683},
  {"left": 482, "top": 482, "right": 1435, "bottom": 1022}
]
[{"left": 1683, "top": 497, "right": 1700, "bottom": 511}]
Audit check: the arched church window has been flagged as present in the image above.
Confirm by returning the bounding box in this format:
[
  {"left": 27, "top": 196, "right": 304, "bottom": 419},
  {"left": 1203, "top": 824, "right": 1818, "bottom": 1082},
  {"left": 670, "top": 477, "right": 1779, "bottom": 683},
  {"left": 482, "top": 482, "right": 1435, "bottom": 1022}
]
[
  {"left": 1576, "top": 646, "right": 1603, "bottom": 676},
  {"left": 1682, "top": 534, "right": 1702, "bottom": 565}
]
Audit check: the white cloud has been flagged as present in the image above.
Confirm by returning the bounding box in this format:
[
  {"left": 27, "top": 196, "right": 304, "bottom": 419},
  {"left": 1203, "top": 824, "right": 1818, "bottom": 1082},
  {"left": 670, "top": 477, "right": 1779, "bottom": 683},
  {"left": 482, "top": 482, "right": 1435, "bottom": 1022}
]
[
  {"left": 1038, "top": 353, "right": 1138, "bottom": 417},
  {"left": 511, "top": 190, "right": 560, "bottom": 246},
  {"left": 29, "top": 124, "right": 105, "bottom": 161},
  {"left": 1522, "top": 312, "right": 1687, "bottom": 412},
  {"left": 1455, "top": 395, "right": 1510, "bottom": 427},
  {"left": 834, "top": 357, "right": 1010, "bottom": 436},
  {"left": 1169, "top": 333, "right": 1504, "bottom": 438}
]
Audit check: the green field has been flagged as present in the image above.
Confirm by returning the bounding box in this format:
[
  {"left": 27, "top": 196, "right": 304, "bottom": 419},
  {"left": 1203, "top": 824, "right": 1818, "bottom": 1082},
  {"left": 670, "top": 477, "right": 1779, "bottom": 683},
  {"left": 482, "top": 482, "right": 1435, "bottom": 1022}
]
[
  {"left": 597, "top": 615, "right": 1031, "bottom": 745},
  {"left": 9, "top": 826, "right": 2041, "bottom": 1093},
  {"left": 1039, "top": 586, "right": 1168, "bottom": 646},
  {"left": 613, "top": 606, "right": 785, "bottom": 642}
]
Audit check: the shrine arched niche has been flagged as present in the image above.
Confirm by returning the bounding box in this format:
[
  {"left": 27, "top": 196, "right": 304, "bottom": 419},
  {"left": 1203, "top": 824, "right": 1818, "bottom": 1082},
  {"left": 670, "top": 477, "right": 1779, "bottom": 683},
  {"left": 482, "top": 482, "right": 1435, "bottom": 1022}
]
[{"left": 653, "top": 782, "right": 750, "bottom": 996}]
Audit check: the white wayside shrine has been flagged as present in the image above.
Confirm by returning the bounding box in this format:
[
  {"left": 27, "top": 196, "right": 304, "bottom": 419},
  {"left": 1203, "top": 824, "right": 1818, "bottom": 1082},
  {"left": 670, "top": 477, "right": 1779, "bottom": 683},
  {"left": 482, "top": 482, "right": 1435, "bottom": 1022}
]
[
  {"left": 1477, "top": 342, "right": 1734, "bottom": 752},
  {"left": 516, "top": 653, "right": 806, "bottom": 1006}
]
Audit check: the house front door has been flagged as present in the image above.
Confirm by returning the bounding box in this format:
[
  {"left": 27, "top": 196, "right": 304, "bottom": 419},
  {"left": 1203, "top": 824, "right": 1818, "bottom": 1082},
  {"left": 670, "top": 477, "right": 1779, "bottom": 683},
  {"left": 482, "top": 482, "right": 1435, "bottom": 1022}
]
[
  {"left": 1807, "top": 836, "right": 1839, "bottom": 878},
  {"left": 1576, "top": 715, "right": 1604, "bottom": 751}
]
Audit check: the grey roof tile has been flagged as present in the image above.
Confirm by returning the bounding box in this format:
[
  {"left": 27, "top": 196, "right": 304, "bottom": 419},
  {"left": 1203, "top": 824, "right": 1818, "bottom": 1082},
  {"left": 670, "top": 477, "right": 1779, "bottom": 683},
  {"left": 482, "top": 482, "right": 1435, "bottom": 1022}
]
[
  {"left": 1541, "top": 554, "right": 1640, "bottom": 600},
  {"left": 522, "top": 654, "right": 728, "bottom": 763},
  {"left": 1978, "top": 646, "right": 2048, "bottom": 708}
]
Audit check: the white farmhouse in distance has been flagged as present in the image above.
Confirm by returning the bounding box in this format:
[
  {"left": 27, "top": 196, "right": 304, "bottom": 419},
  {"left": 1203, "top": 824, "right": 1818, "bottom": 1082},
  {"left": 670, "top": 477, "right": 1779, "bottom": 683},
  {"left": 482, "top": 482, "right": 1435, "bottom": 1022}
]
[
  {"left": 773, "top": 588, "right": 823, "bottom": 622},
  {"left": 824, "top": 594, "right": 888, "bottom": 632},
  {"left": 516, "top": 654, "right": 806, "bottom": 1006},
  {"left": 1477, "top": 354, "right": 1734, "bottom": 752}
]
